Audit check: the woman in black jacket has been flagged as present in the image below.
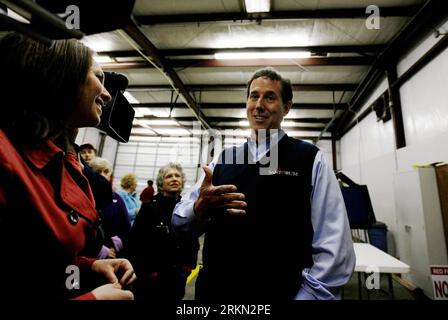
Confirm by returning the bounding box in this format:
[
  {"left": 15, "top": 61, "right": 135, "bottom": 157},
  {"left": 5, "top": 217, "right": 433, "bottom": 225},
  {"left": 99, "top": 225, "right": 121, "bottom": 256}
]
[{"left": 127, "top": 163, "right": 199, "bottom": 299}]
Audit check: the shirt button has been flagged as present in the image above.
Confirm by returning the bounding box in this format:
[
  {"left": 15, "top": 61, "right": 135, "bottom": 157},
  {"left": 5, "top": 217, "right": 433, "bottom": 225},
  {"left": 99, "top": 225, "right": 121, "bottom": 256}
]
[{"left": 68, "top": 210, "right": 79, "bottom": 225}]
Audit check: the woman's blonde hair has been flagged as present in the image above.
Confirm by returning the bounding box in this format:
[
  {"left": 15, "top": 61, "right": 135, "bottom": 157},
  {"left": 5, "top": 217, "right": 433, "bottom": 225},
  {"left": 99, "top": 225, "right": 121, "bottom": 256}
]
[
  {"left": 89, "top": 157, "right": 112, "bottom": 178},
  {"left": 120, "top": 173, "right": 138, "bottom": 189}
]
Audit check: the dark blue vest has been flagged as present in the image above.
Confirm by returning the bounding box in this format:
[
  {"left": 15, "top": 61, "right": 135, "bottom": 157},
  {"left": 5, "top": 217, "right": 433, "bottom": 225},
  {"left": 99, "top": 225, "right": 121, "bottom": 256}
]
[{"left": 196, "top": 134, "right": 319, "bottom": 299}]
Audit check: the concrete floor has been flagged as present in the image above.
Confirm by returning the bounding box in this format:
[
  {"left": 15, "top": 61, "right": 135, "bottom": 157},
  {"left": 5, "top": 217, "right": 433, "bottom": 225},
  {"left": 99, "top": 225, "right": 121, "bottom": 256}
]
[{"left": 184, "top": 270, "right": 417, "bottom": 300}]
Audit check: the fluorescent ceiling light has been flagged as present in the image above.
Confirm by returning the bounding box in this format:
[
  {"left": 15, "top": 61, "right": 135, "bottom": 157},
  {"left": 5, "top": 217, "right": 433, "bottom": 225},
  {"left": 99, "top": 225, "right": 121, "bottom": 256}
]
[
  {"left": 239, "top": 120, "right": 314, "bottom": 128},
  {"left": 94, "top": 55, "right": 113, "bottom": 63},
  {"left": 244, "top": 0, "right": 270, "bottom": 13},
  {"left": 215, "top": 51, "right": 311, "bottom": 60},
  {"left": 153, "top": 128, "right": 191, "bottom": 136},
  {"left": 285, "top": 130, "right": 330, "bottom": 136},
  {"left": 134, "top": 108, "right": 154, "bottom": 116},
  {"left": 81, "top": 35, "right": 116, "bottom": 52},
  {"left": 282, "top": 121, "right": 299, "bottom": 127},
  {"left": 132, "top": 108, "right": 171, "bottom": 118},
  {"left": 131, "top": 128, "right": 158, "bottom": 135},
  {"left": 5, "top": 9, "right": 30, "bottom": 23},
  {"left": 133, "top": 109, "right": 144, "bottom": 118},
  {"left": 123, "top": 91, "right": 140, "bottom": 104},
  {"left": 137, "top": 119, "right": 179, "bottom": 126},
  {"left": 129, "top": 136, "right": 201, "bottom": 144},
  {"left": 222, "top": 129, "right": 251, "bottom": 137}
]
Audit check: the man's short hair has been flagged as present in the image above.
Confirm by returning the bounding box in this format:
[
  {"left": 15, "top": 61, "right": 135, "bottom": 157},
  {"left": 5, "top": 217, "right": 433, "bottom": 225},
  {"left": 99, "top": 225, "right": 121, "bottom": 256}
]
[{"left": 246, "top": 67, "right": 293, "bottom": 104}]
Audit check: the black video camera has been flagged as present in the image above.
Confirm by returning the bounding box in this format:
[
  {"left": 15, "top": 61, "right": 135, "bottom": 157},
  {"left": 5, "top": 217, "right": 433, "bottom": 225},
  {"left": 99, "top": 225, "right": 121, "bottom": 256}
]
[{"left": 99, "top": 72, "right": 135, "bottom": 143}]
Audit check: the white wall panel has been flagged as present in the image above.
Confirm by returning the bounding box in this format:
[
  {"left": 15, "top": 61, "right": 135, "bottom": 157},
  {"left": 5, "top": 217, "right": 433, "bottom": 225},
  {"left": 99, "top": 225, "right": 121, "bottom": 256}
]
[
  {"left": 358, "top": 77, "right": 388, "bottom": 115},
  {"left": 361, "top": 153, "right": 398, "bottom": 242},
  {"left": 113, "top": 140, "right": 200, "bottom": 196},
  {"left": 75, "top": 127, "right": 101, "bottom": 148},
  {"left": 400, "top": 47, "right": 448, "bottom": 146},
  {"left": 397, "top": 130, "right": 448, "bottom": 172},
  {"left": 101, "top": 136, "right": 118, "bottom": 167},
  {"left": 340, "top": 27, "right": 448, "bottom": 268},
  {"left": 397, "top": 19, "right": 448, "bottom": 77}
]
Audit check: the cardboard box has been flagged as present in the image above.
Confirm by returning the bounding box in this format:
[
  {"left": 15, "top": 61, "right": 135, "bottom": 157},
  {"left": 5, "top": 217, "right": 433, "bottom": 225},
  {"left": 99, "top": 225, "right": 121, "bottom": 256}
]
[{"left": 435, "top": 163, "right": 448, "bottom": 260}]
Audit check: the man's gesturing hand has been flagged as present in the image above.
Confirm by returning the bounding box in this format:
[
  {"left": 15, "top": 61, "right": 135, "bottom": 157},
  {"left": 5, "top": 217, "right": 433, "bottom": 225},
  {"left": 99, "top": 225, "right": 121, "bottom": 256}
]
[{"left": 193, "top": 166, "right": 246, "bottom": 218}]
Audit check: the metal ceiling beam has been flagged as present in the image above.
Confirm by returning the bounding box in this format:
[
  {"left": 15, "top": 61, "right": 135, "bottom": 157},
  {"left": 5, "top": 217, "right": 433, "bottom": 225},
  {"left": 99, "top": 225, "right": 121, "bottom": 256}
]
[
  {"left": 213, "top": 125, "right": 326, "bottom": 131},
  {"left": 135, "top": 6, "right": 419, "bottom": 25},
  {"left": 335, "top": 0, "right": 448, "bottom": 139},
  {"left": 100, "top": 45, "right": 385, "bottom": 57},
  {"left": 123, "top": 21, "right": 211, "bottom": 129},
  {"left": 129, "top": 132, "right": 332, "bottom": 140},
  {"left": 386, "top": 65, "right": 405, "bottom": 149},
  {"left": 133, "top": 103, "right": 347, "bottom": 110},
  {"left": 101, "top": 56, "right": 372, "bottom": 70},
  {"left": 135, "top": 115, "right": 332, "bottom": 123},
  {"left": 133, "top": 124, "right": 325, "bottom": 131},
  {"left": 128, "top": 83, "right": 358, "bottom": 92}
]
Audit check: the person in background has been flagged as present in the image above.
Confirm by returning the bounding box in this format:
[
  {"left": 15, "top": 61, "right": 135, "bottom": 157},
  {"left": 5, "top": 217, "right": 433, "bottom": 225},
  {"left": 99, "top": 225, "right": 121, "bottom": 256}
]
[
  {"left": 0, "top": 32, "right": 136, "bottom": 299},
  {"left": 118, "top": 173, "right": 141, "bottom": 226},
  {"left": 140, "top": 180, "right": 155, "bottom": 203},
  {"left": 89, "top": 157, "right": 131, "bottom": 259},
  {"left": 79, "top": 143, "right": 97, "bottom": 164},
  {"left": 78, "top": 143, "right": 113, "bottom": 218},
  {"left": 127, "top": 163, "right": 199, "bottom": 299},
  {"left": 172, "top": 67, "right": 355, "bottom": 300}
]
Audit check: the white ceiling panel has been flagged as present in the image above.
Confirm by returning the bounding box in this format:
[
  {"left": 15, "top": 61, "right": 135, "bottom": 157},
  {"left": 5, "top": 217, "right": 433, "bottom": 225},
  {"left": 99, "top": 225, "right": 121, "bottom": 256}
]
[
  {"left": 274, "top": 0, "right": 425, "bottom": 10},
  {"left": 117, "top": 69, "right": 172, "bottom": 85},
  {"left": 130, "top": 89, "right": 352, "bottom": 104},
  {"left": 178, "top": 66, "right": 368, "bottom": 84},
  {"left": 213, "top": 121, "right": 326, "bottom": 127},
  {"left": 83, "top": 31, "right": 138, "bottom": 52},
  {"left": 134, "top": 0, "right": 242, "bottom": 15},
  {"left": 133, "top": 0, "right": 425, "bottom": 16},
  {"left": 141, "top": 18, "right": 408, "bottom": 49},
  {"left": 87, "top": 0, "right": 430, "bottom": 138}
]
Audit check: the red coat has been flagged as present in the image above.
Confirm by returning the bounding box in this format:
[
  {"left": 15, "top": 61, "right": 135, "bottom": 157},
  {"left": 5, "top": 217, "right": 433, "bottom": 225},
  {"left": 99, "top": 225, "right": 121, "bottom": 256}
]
[{"left": 0, "top": 129, "right": 99, "bottom": 299}]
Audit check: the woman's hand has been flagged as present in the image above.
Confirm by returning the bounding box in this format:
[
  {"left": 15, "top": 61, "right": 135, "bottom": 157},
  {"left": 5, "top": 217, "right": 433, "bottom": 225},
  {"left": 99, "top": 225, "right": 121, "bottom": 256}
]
[
  {"left": 107, "top": 247, "right": 117, "bottom": 259},
  {"left": 91, "top": 283, "right": 134, "bottom": 300},
  {"left": 91, "top": 258, "right": 137, "bottom": 287}
]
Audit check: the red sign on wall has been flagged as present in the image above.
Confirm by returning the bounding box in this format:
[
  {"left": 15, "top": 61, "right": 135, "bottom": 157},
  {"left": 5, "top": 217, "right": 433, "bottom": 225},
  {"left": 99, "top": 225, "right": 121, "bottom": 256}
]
[{"left": 431, "top": 265, "right": 448, "bottom": 300}]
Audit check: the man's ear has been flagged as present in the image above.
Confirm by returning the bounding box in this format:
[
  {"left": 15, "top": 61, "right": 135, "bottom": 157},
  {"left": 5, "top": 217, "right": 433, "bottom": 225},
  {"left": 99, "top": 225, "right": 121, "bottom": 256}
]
[{"left": 283, "top": 101, "right": 292, "bottom": 116}]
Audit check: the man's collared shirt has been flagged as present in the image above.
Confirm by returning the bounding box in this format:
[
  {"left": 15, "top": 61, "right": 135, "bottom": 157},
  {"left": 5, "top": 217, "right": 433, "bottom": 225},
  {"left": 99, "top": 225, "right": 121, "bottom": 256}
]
[{"left": 172, "top": 129, "right": 355, "bottom": 300}]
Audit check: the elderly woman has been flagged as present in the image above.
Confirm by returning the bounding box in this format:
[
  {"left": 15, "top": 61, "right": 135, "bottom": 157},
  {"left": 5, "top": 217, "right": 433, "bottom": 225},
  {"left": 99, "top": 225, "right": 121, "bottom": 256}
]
[
  {"left": 0, "top": 32, "right": 135, "bottom": 299},
  {"left": 88, "top": 157, "right": 131, "bottom": 259},
  {"left": 117, "top": 173, "right": 141, "bottom": 226},
  {"left": 126, "top": 163, "right": 200, "bottom": 300}
]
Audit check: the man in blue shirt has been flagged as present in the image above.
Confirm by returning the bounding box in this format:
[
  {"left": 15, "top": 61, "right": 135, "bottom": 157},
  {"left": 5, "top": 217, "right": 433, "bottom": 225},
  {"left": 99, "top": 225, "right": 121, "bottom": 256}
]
[{"left": 172, "top": 67, "right": 355, "bottom": 300}]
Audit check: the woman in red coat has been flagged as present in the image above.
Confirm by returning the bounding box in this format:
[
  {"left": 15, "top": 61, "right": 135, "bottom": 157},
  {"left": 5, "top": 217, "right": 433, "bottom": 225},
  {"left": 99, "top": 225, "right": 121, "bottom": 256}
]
[{"left": 0, "top": 32, "right": 136, "bottom": 299}]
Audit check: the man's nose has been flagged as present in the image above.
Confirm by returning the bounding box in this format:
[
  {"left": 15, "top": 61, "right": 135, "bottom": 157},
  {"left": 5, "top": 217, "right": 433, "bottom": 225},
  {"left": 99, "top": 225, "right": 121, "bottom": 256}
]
[{"left": 255, "top": 97, "right": 264, "bottom": 110}]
